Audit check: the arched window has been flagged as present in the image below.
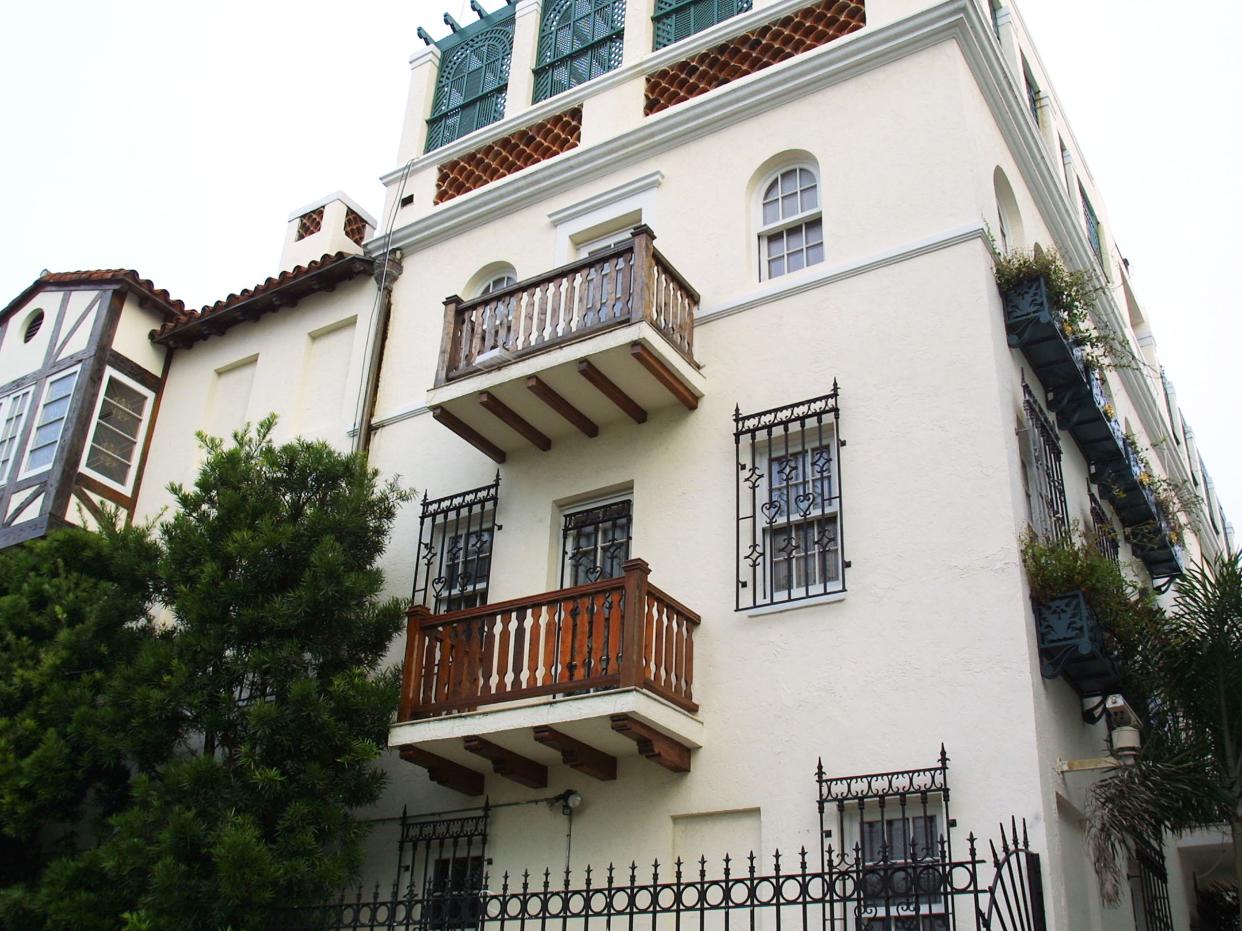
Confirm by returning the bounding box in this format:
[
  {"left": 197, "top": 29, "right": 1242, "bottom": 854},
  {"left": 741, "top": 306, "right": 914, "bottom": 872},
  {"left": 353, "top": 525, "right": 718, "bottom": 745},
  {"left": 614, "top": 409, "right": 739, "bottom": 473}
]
[
  {"left": 757, "top": 166, "right": 823, "bottom": 280},
  {"left": 479, "top": 272, "right": 517, "bottom": 295},
  {"left": 652, "top": 0, "right": 752, "bottom": 50},
  {"left": 533, "top": 0, "right": 626, "bottom": 103},
  {"left": 992, "top": 167, "right": 1024, "bottom": 253},
  {"left": 426, "top": 18, "right": 515, "bottom": 153}
]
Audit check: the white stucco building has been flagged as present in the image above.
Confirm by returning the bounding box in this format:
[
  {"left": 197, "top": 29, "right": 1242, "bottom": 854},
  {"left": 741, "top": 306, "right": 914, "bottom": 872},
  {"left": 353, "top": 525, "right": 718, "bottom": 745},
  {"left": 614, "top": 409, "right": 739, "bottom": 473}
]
[{"left": 0, "top": 0, "right": 1235, "bottom": 928}]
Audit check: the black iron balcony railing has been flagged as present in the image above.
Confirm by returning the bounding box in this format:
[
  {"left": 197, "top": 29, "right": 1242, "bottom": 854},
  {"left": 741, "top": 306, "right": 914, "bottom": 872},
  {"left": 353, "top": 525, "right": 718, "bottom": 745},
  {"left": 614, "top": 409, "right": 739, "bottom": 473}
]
[{"left": 1002, "top": 275, "right": 1182, "bottom": 579}]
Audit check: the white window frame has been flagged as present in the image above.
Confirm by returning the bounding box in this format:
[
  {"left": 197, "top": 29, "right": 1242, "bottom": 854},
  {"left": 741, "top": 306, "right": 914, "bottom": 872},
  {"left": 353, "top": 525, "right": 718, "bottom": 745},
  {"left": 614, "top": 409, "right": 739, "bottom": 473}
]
[
  {"left": 575, "top": 228, "right": 634, "bottom": 259},
  {"left": 0, "top": 387, "right": 34, "bottom": 483},
  {"left": 20, "top": 365, "right": 81, "bottom": 480},
  {"left": 756, "top": 165, "right": 824, "bottom": 281},
  {"left": 79, "top": 369, "right": 156, "bottom": 495},
  {"left": 757, "top": 429, "right": 843, "bottom": 602}
]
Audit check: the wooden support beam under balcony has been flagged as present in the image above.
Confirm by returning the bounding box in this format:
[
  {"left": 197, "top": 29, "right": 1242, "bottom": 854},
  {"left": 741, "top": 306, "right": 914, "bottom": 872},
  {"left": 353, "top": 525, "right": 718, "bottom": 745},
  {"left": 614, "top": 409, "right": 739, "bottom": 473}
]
[
  {"left": 479, "top": 391, "right": 551, "bottom": 451},
  {"left": 431, "top": 406, "right": 506, "bottom": 463},
  {"left": 578, "top": 360, "right": 647, "bottom": 423},
  {"left": 533, "top": 726, "right": 617, "bottom": 781},
  {"left": 389, "top": 559, "right": 703, "bottom": 783},
  {"left": 398, "top": 745, "right": 484, "bottom": 796},
  {"left": 610, "top": 714, "right": 692, "bottom": 773},
  {"left": 527, "top": 376, "right": 598, "bottom": 437},
  {"left": 424, "top": 227, "right": 704, "bottom": 458},
  {"left": 463, "top": 735, "right": 548, "bottom": 788}
]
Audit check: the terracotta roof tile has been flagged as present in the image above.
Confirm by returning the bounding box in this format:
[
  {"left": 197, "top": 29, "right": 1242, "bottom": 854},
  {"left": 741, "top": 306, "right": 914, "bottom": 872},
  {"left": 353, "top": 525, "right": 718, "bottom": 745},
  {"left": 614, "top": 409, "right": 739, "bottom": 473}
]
[
  {"left": 151, "top": 251, "right": 373, "bottom": 348},
  {"left": 1, "top": 268, "right": 187, "bottom": 324}
]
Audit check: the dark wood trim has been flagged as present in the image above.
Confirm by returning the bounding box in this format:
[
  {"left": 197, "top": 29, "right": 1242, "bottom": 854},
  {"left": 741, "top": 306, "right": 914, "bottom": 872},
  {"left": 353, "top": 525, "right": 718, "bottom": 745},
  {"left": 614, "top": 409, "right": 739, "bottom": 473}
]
[
  {"left": 46, "top": 290, "right": 123, "bottom": 522},
  {"left": 398, "top": 745, "right": 485, "bottom": 796},
  {"left": 75, "top": 472, "right": 132, "bottom": 509},
  {"left": 630, "top": 342, "right": 698, "bottom": 410},
  {"left": 609, "top": 714, "right": 691, "bottom": 773},
  {"left": 0, "top": 514, "right": 52, "bottom": 550},
  {"left": 578, "top": 360, "right": 647, "bottom": 424},
  {"left": 532, "top": 726, "right": 617, "bottom": 781},
  {"left": 526, "top": 376, "right": 598, "bottom": 437},
  {"left": 431, "top": 406, "right": 506, "bottom": 464},
  {"left": 105, "top": 350, "right": 163, "bottom": 391},
  {"left": 463, "top": 736, "right": 548, "bottom": 788},
  {"left": 0, "top": 347, "right": 96, "bottom": 397},
  {"left": 478, "top": 391, "right": 551, "bottom": 451},
  {"left": 126, "top": 348, "right": 172, "bottom": 519},
  {"left": 54, "top": 291, "right": 105, "bottom": 362},
  {"left": 71, "top": 485, "right": 109, "bottom": 527},
  {"left": 3, "top": 485, "right": 46, "bottom": 527},
  {"left": 41, "top": 292, "right": 72, "bottom": 369}
]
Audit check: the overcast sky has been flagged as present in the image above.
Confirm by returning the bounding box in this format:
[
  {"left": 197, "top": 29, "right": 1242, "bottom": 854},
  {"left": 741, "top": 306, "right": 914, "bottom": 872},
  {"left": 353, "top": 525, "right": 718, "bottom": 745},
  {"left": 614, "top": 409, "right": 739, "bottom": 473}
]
[{"left": 0, "top": 0, "right": 1236, "bottom": 532}]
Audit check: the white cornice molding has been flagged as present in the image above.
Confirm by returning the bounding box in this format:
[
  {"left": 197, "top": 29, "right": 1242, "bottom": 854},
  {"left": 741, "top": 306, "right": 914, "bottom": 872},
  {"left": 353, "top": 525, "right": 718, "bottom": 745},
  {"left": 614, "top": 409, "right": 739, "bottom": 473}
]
[
  {"left": 547, "top": 171, "right": 665, "bottom": 225},
  {"left": 370, "top": 2, "right": 960, "bottom": 256}
]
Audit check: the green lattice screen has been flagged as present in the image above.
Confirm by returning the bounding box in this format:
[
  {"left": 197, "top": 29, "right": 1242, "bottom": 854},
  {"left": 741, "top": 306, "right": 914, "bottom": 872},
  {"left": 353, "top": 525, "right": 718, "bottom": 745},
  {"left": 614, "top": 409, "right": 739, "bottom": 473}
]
[
  {"left": 426, "top": 11, "right": 515, "bottom": 153},
  {"left": 652, "top": 0, "right": 751, "bottom": 50},
  {"left": 533, "top": 0, "right": 626, "bottom": 103}
]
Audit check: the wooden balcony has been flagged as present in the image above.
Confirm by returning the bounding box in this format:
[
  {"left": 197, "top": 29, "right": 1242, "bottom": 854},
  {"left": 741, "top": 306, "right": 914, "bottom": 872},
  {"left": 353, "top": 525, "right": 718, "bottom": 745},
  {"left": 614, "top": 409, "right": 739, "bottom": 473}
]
[
  {"left": 390, "top": 559, "right": 703, "bottom": 795},
  {"left": 427, "top": 226, "right": 705, "bottom": 462}
]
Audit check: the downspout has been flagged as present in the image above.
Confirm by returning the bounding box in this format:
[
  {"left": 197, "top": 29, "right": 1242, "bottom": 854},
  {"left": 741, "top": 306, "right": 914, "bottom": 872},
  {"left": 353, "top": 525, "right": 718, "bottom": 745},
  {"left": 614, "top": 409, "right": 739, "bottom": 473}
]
[{"left": 354, "top": 249, "right": 403, "bottom": 456}]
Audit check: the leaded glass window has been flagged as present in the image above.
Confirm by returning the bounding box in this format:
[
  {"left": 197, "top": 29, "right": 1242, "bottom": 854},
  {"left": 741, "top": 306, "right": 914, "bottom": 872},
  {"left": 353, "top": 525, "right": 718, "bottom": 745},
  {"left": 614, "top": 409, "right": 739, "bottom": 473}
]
[
  {"left": 84, "top": 375, "right": 150, "bottom": 488},
  {"left": 652, "top": 0, "right": 751, "bottom": 50},
  {"left": 758, "top": 166, "right": 823, "bottom": 280},
  {"left": 533, "top": 0, "right": 626, "bottom": 103},
  {"left": 426, "top": 17, "right": 515, "bottom": 153}
]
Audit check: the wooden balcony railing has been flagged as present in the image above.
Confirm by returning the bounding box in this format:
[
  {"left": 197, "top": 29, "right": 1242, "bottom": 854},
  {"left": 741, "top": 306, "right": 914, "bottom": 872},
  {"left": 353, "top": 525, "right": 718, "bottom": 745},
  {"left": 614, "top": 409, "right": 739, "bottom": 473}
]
[
  {"left": 398, "top": 558, "right": 699, "bottom": 720},
  {"left": 436, "top": 226, "right": 698, "bottom": 384}
]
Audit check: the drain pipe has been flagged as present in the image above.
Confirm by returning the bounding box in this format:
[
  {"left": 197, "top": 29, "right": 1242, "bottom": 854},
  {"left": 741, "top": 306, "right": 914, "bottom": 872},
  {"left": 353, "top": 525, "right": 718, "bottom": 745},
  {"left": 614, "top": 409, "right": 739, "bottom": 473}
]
[{"left": 355, "top": 249, "right": 403, "bottom": 455}]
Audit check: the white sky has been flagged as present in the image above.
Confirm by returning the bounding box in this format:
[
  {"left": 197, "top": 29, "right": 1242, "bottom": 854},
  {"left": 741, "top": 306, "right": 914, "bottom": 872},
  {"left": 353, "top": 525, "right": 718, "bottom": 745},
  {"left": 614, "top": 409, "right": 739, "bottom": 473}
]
[{"left": 0, "top": 0, "right": 1236, "bottom": 531}]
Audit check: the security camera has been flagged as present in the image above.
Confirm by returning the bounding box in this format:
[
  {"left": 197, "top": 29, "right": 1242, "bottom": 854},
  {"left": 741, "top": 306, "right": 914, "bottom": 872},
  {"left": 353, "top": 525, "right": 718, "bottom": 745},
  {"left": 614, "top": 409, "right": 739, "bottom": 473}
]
[{"left": 1104, "top": 694, "right": 1142, "bottom": 731}]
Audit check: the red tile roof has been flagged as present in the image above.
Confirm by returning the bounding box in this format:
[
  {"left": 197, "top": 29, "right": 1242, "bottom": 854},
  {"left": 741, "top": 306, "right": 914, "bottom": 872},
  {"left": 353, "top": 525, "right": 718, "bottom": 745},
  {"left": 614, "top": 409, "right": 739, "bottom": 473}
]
[
  {"left": 151, "top": 251, "right": 373, "bottom": 348},
  {"left": 0, "top": 268, "right": 187, "bottom": 325}
]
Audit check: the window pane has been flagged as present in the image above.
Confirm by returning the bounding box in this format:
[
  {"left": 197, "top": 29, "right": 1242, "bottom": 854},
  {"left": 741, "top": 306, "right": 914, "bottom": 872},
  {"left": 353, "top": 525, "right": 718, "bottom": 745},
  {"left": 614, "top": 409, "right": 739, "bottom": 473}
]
[
  {"left": 780, "top": 192, "right": 798, "bottom": 217},
  {"left": 800, "top": 188, "right": 818, "bottom": 212},
  {"left": 768, "top": 256, "right": 785, "bottom": 278},
  {"left": 806, "top": 218, "right": 823, "bottom": 243},
  {"left": 788, "top": 251, "right": 805, "bottom": 272},
  {"left": 787, "top": 226, "right": 804, "bottom": 250},
  {"left": 762, "top": 199, "right": 780, "bottom": 225},
  {"left": 766, "top": 232, "right": 783, "bottom": 257},
  {"left": 807, "top": 242, "right": 825, "bottom": 265}
]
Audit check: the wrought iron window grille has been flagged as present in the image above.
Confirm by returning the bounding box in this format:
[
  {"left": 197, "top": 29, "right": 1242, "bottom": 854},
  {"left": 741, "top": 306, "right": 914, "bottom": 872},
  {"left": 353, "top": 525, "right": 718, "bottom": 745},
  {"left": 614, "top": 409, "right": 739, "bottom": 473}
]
[
  {"left": 735, "top": 387, "right": 845, "bottom": 611},
  {"left": 1020, "top": 382, "right": 1069, "bottom": 542},
  {"left": 412, "top": 474, "right": 501, "bottom": 613},
  {"left": 426, "top": 7, "right": 516, "bottom": 152},
  {"left": 1079, "top": 183, "right": 1103, "bottom": 267},
  {"left": 560, "top": 497, "right": 632, "bottom": 587},
  {"left": 652, "top": 0, "right": 752, "bottom": 50},
  {"left": 532, "top": 0, "right": 626, "bottom": 103},
  {"left": 1130, "top": 836, "right": 1175, "bottom": 931},
  {"left": 1089, "top": 490, "right": 1119, "bottom": 565}
]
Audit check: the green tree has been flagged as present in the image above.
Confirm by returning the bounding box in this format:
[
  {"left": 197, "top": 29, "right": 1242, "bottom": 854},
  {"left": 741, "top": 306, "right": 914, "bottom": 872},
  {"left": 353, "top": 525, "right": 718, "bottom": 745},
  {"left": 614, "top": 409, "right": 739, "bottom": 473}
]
[
  {"left": 1088, "top": 552, "right": 1242, "bottom": 923},
  {"left": 0, "top": 520, "right": 166, "bottom": 928},
  {"left": 99, "top": 419, "right": 409, "bottom": 930},
  {"left": 0, "top": 419, "right": 408, "bottom": 930}
]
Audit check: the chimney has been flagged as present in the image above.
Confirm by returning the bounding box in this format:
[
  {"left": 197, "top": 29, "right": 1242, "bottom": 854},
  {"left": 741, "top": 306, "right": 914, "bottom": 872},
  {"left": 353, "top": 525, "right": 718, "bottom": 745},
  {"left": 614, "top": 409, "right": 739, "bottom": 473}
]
[{"left": 280, "top": 192, "right": 378, "bottom": 272}]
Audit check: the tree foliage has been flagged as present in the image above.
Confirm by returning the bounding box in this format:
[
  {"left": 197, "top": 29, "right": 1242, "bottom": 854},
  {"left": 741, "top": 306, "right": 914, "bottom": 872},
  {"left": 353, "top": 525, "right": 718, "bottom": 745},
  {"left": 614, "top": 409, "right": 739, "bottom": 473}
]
[
  {"left": 1087, "top": 552, "right": 1242, "bottom": 919},
  {"left": 0, "top": 419, "right": 408, "bottom": 930}
]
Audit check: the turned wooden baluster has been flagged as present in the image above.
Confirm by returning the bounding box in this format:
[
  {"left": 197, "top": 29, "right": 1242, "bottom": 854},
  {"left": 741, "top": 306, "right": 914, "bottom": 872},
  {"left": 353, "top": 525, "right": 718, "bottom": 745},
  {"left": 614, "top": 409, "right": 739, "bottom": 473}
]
[{"left": 629, "top": 225, "right": 657, "bottom": 328}]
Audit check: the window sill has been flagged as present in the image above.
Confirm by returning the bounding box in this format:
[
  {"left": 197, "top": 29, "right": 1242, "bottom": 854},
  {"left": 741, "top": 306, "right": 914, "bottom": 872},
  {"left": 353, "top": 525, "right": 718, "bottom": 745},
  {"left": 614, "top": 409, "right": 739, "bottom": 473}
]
[{"left": 744, "top": 590, "right": 846, "bottom": 617}]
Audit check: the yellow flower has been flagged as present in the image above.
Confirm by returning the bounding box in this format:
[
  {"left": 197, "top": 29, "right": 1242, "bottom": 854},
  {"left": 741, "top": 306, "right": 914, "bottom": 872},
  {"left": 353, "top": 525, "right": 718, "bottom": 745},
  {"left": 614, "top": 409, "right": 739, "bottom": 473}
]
[
  {"left": 1138, "top": 472, "right": 1153, "bottom": 487},
  {"left": 1062, "top": 321, "right": 1075, "bottom": 338},
  {"left": 1102, "top": 403, "right": 1115, "bottom": 420}
]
